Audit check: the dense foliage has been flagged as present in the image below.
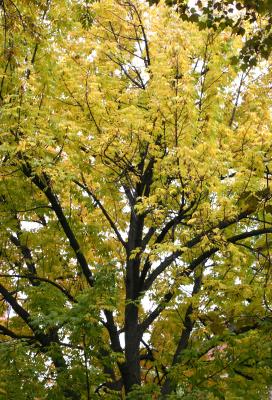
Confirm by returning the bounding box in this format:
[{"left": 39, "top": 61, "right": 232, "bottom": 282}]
[
  {"left": 0, "top": 0, "right": 272, "bottom": 399},
  {"left": 149, "top": 0, "right": 272, "bottom": 69}
]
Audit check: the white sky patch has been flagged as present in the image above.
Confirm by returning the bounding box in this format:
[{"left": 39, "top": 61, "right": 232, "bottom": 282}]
[
  {"left": 87, "top": 49, "right": 97, "bottom": 62},
  {"left": 119, "top": 331, "right": 125, "bottom": 349},
  {"left": 21, "top": 220, "right": 43, "bottom": 231},
  {"left": 142, "top": 291, "right": 155, "bottom": 312},
  {"left": 187, "top": 0, "right": 197, "bottom": 6}
]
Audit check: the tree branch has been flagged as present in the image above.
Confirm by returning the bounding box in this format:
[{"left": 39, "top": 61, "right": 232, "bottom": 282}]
[
  {"left": 0, "top": 282, "right": 31, "bottom": 327},
  {"left": 0, "top": 274, "right": 76, "bottom": 303},
  {"left": 9, "top": 233, "right": 39, "bottom": 286},
  {"left": 74, "top": 179, "right": 127, "bottom": 251},
  {"left": 103, "top": 309, "right": 123, "bottom": 354},
  {"left": 160, "top": 271, "right": 202, "bottom": 396},
  {"left": 140, "top": 291, "right": 174, "bottom": 333},
  {"left": 0, "top": 323, "right": 34, "bottom": 340},
  {"left": 140, "top": 222, "right": 272, "bottom": 332},
  {"left": 142, "top": 210, "right": 252, "bottom": 291},
  {"left": 21, "top": 165, "right": 94, "bottom": 287},
  {"left": 187, "top": 226, "right": 272, "bottom": 276}
]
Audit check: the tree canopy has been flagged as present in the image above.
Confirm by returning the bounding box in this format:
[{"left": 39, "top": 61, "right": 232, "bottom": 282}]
[
  {"left": 149, "top": 0, "right": 272, "bottom": 69},
  {"left": 0, "top": 0, "right": 272, "bottom": 399}
]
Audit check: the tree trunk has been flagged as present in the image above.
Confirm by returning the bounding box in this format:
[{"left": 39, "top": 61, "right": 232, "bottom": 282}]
[
  {"left": 123, "top": 209, "right": 142, "bottom": 394},
  {"left": 124, "top": 302, "right": 141, "bottom": 394}
]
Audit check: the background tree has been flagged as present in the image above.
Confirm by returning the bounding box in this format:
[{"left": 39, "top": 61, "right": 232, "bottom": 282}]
[
  {"left": 149, "top": 0, "right": 272, "bottom": 70},
  {"left": 0, "top": 0, "right": 272, "bottom": 399}
]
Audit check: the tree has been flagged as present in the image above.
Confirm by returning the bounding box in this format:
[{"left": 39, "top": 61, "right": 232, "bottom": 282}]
[
  {"left": 0, "top": 0, "right": 272, "bottom": 398},
  {"left": 149, "top": 0, "right": 272, "bottom": 69}
]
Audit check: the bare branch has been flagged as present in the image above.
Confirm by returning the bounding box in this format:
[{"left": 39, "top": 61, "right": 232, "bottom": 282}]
[{"left": 105, "top": 52, "right": 145, "bottom": 89}]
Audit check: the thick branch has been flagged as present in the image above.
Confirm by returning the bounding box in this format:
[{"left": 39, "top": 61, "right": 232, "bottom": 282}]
[
  {"left": 139, "top": 225, "right": 272, "bottom": 337},
  {"left": 21, "top": 166, "right": 93, "bottom": 286},
  {"left": 186, "top": 226, "right": 272, "bottom": 275},
  {"left": 0, "top": 283, "right": 31, "bottom": 326},
  {"left": 0, "top": 283, "right": 55, "bottom": 344},
  {"left": 0, "top": 324, "right": 34, "bottom": 340},
  {"left": 9, "top": 233, "right": 39, "bottom": 286},
  {"left": 160, "top": 272, "right": 202, "bottom": 396},
  {"left": 103, "top": 309, "right": 123, "bottom": 354},
  {"left": 140, "top": 291, "right": 173, "bottom": 333},
  {"left": 143, "top": 251, "right": 181, "bottom": 292},
  {"left": 0, "top": 282, "right": 53, "bottom": 346},
  {"left": 173, "top": 272, "right": 202, "bottom": 365}
]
